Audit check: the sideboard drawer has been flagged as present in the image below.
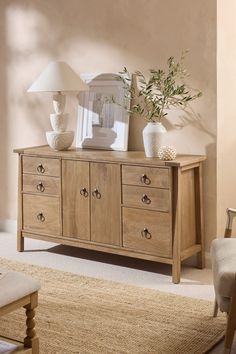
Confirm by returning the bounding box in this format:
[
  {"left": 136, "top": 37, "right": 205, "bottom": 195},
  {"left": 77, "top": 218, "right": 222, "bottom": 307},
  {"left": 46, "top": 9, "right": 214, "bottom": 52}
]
[
  {"left": 23, "top": 156, "right": 60, "bottom": 177},
  {"left": 122, "top": 207, "right": 172, "bottom": 257},
  {"left": 23, "top": 194, "right": 60, "bottom": 235},
  {"left": 122, "top": 165, "right": 169, "bottom": 189},
  {"left": 23, "top": 174, "right": 60, "bottom": 195},
  {"left": 122, "top": 185, "right": 170, "bottom": 211}
]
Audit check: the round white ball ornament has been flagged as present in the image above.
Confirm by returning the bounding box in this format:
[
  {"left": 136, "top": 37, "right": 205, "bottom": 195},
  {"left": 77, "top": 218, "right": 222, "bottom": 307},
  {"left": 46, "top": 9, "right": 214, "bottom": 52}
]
[{"left": 158, "top": 146, "right": 177, "bottom": 161}]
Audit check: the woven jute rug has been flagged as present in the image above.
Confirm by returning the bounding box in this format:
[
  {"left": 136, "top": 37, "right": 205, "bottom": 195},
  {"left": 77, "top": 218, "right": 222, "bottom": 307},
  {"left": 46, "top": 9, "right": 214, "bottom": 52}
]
[{"left": 0, "top": 258, "right": 225, "bottom": 354}]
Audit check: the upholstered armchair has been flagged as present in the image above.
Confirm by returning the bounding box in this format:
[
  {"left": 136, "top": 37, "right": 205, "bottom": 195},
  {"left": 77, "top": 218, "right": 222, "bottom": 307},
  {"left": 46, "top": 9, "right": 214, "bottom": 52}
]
[
  {"left": 211, "top": 208, "right": 236, "bottom": 354},
  {"left": 0, "top": 268, "right": 40, "bottom": 353}
]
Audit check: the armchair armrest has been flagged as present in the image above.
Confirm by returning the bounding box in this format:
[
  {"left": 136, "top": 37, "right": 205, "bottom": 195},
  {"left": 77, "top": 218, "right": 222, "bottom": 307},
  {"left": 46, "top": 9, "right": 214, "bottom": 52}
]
[{"left": 225, "top": 208, "right": 236, "bottom": 238}]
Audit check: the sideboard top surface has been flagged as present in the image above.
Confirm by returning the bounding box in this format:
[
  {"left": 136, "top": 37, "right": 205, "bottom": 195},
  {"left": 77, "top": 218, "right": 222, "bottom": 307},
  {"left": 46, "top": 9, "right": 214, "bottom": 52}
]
[{"left": 14, "top": 145, "right": 206, "bottom": 167}]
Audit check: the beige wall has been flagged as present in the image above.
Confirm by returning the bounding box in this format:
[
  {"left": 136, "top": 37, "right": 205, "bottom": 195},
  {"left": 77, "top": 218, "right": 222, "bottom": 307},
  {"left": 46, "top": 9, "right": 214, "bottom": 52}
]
[
  {"left": 0, "top": 0, "right": 217, "bottom": 250},
  {"left": 217, "top": 0, "right": 236, "bottom": 235}
]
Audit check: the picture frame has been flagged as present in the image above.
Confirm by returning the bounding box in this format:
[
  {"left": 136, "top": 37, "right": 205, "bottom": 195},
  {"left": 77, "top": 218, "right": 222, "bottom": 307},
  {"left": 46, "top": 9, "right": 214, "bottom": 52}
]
[{"left": 76, "top": 73, "right": 130, "bottom": 151}]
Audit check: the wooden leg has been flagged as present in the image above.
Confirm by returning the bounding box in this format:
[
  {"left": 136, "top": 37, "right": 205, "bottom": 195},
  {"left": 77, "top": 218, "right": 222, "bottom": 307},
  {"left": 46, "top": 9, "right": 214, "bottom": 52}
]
[
  {"left": 197, "top": 249, "right": 205, "bottom": 269},
  {"left": 194, "top": 164, "right": 205, "bottom": 269},
  {"left": 24, "top": 292, "right": 39, "bottom": 354},
  {"left": 225, "top": 313, "right": 236, "bottom": 353},
  {"left": 172, "top": 260, "right": 181, "bottom": 284},
  {"left": 172, "top": 167, "right": 181, "bottom": 284},
  {"left": 17, "top": 232, "right": 24, "bottom": 252},
  {"left": 213, "top": 299, "right": 218, "bottom": 317},
  {"left": 17, "top": 155, "right": 24, "bottom": 252}
]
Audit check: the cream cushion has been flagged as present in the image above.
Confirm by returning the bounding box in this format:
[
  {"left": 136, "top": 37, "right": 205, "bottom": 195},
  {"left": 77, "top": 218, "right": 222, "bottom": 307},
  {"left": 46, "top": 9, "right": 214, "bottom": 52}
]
[
  {"left": 0, "top": 268, "right": 40, "bottom": 308},
  {"left": 211, "top": 238, "right": 236, "bottom": 311}
]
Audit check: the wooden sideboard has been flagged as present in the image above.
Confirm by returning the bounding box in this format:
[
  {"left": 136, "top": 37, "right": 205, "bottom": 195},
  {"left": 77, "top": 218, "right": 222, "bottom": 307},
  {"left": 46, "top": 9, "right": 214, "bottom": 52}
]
[{"left": 14, "top": 145, "right": 206, "bottom": 283}]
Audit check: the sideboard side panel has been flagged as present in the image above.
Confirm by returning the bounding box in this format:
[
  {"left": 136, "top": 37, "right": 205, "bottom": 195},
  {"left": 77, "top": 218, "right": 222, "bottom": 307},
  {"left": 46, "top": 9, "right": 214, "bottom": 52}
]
[{"left": 180, "top": 168, "right": 197, "bottom": 251}]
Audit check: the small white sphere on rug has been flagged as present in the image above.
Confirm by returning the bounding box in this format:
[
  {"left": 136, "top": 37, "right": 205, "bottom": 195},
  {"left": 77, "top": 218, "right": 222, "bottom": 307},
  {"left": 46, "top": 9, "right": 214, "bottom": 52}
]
[{"left": 158, "top": 146, "right": 177, "bottom": 161}]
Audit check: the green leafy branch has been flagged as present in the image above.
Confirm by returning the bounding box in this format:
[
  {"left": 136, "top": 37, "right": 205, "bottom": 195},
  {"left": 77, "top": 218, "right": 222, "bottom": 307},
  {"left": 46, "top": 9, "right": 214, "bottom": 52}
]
[{"left": 119, "top": 51, "right": 202, "bottom": 123}]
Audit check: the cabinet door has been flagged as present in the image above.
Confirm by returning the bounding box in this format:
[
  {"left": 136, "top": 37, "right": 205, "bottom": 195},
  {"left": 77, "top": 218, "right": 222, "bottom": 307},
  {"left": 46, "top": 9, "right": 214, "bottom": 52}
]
[
  {"left": 62, "top": 160, "right": 90, "bottom": 240},
  {"left": 90, "top": 163, "right": 120, "bottom": 245}
]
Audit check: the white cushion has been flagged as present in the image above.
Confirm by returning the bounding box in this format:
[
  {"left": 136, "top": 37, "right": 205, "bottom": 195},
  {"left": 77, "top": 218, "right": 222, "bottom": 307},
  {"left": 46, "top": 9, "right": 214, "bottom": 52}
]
[
  {"left": 0, "top": 268, "right": 40, "bottom": 308},
  {"left": 211, "top": 238, "right": 236, "bottom": 300}
]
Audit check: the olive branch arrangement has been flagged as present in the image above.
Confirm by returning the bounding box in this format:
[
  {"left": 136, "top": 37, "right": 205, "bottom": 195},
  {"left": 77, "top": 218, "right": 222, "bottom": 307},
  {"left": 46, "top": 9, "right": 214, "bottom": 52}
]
[{"left": 118, "top": 51, "right": 202, "bottom": 123}]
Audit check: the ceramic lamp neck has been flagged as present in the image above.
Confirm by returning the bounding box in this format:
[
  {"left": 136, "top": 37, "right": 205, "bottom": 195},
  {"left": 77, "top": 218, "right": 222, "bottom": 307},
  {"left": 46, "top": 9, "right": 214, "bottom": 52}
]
[{"left": 53, "top": 92, "right": 66, "bottom": 114}]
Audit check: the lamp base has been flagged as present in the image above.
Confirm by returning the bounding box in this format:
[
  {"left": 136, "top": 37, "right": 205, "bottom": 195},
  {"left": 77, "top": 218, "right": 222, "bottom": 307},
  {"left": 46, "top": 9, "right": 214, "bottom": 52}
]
[
  {"left": 46, "top": 131, "right": 74, "bottom": 151},
  {"left": 50, "top": 113, "right": 68, "bottom": 132}
]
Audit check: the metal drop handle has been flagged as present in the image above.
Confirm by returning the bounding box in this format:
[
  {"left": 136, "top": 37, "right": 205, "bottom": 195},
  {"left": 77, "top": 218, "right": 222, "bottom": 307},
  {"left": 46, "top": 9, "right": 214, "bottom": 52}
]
[
  {"left": 37, "top": 212, "right": 45, "bottom": 222},
  {"left": 80, "top": 187, "right": 89, "bottom": 197},
  {"left": 37, "top": 164, "right": 45, "bottom": 174},
  {"left": 140, "top": 174, "right": 151, "bottom": 185},
  {"left": 36, "top": 182, "right": 45, "bottom": 192},
  {"left": 141, "top": 228, "right": 152, "bottom": 239},
  {"left": 141, "top": 194, "right": 151, "bottom": 204},
  {"left": 92, "top": 188, "right": 101, "bottom": 199}
]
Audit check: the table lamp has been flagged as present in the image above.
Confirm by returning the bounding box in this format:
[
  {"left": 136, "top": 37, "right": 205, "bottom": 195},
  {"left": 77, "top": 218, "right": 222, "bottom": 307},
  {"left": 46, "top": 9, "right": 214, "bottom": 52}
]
[{"left": 28, "top": 61, "right": 87, "bottom": 150}]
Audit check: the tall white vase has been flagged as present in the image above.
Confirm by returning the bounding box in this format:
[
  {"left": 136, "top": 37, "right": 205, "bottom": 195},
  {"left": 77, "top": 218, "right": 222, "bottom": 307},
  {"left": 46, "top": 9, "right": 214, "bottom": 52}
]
[{"left": 142, "top": 122, "right": 167, "bottom": 158}]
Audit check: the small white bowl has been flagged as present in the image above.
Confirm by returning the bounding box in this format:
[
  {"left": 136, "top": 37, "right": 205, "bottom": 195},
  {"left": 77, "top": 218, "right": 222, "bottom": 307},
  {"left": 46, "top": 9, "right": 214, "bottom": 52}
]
[{"left": 46, "top": 131, "right": 74, "bottom": 151}]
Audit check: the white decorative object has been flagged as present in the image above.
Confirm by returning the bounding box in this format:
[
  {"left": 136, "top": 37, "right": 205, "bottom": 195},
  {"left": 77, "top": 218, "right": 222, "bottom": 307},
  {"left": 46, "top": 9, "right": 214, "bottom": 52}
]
[
  {"left": 50, "top": 113, "right": 68, "bottom": 132},
  {"left": 46, "top": 131, "right": 74, "bottom": 151},
  {"left": 76, "top": 73, "right": 130, "bottom": 151},
  {"left": 28, "top": 61, "right": 87, "bottom": 150},
  {"left": 142, "top": 122, "right": 167, "bottom": 158},
  {"left": 158, "top": 146, "right": 177, "bottom": 161}
]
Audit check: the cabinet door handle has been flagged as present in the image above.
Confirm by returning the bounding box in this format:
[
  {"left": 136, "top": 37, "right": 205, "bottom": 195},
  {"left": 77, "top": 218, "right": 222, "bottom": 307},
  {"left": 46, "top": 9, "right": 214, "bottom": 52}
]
[
  {"left": 80, "top": 187, "right": 89, "bottom": 197},
  {"left": 36, "top": 182, "right": 45, "bottom": 192},
  {"left": 37, "top": 164, "right": 45, "bottom": 174},
  {"left": 140, "top": 174, "right": 151, "bottom": 185},
  {"left": 141, "top": 228, "right": 152, "bottom": 239},
  {"left": 92, "top": 188, "right": 101, "bottom": 199},
  {"left": 37, "top": 212, "right": 45, "bottom": 222},
  {"left": 141, "top": 194, "right": 151, "bottom": 204}
]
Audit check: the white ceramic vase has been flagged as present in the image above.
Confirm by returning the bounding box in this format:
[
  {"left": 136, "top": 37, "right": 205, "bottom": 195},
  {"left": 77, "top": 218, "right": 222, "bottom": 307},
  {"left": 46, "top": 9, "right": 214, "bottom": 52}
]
[{"left": 142, "top": 122, "right": 167, "bottom": 158}]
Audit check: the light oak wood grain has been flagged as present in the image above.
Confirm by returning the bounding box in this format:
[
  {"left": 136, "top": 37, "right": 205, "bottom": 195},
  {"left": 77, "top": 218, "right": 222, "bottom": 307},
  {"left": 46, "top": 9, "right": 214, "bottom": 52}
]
[
  {"left": 122, "top": 185, "right": 170, "bottom": 211},
  {"left": 180, "top": 169, "right": 197, "bottom": 251},
  {"left": 15, "top": 145, "right": 206, "bottom": 167},
  {"left": 23, "top": 174, "right": 60, "bottom": 195},
  {"left": 123, "top": 207, "right": 172, "bottom": 257},
  {"left": 23, "top": 156, "right": 60, "bottom": 177},
  {"left": 22, "top": 231, "right": 173, "bottom": 264},
  {"left": 90, "top": 162, "right": 120, "bottom": 246},
  {"left": 62, "top": 160, "right": 90, "bottom": 240},
  {"left": 23, "top": 195, "right": 60, "bottom": 235},
  {"left": 17, "top": 155, "right": 24, "bottom": 252},
  {"left": 122, "top": 165, "right": 169, "bottom": 188},
  {"left": 172, "top": 167, "right": 181, "bottom": 284},
  {"left": 15, "top": 146, "right": 206, "bottom": 283},
  {"left": 194, "top": 164, "right": 205, "bottom": 268}
]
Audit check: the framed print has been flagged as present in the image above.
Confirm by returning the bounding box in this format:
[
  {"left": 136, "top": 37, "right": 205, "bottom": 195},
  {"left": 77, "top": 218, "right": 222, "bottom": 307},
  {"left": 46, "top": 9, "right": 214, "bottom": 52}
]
[{"left": 76, "top": 73, "right": 130, "bottom": 151}]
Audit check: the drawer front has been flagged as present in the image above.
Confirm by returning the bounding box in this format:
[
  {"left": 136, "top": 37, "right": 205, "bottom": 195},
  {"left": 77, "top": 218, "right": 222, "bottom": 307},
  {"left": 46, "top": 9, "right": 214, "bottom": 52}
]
[
  {"left": 122, "top": 185, "right": 170, "bottom": 211},
  {"left": 122, "top": 165, "right": 169, "bottom": 189},
  {"left": 23, "top": 175, "right": 60, "bottom": 195},
  {"left": 23, "top": 195, "right": 60, "bottom": 235},
  {"left": 23, "top": 156, "right": 60, "bottom": 177},
  {"left": 123, "top": 207, "right": 172, "bottom": 257}
]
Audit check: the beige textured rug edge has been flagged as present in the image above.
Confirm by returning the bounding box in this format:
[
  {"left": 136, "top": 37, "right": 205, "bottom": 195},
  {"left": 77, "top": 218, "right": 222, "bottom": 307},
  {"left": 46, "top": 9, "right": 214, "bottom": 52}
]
[
  {"left": 0, "top": 257, "right": 226, "bottom": 354},
  {"left": 204, "top": 333, "right": 225, "bottom": 353}
]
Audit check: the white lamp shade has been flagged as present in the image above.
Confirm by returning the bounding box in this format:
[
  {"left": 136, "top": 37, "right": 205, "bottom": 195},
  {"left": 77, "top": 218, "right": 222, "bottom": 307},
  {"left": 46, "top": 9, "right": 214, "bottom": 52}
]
[{"left": 28, "top": 61, "right": 87, "bottom": 92}]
